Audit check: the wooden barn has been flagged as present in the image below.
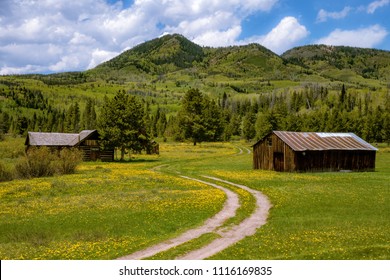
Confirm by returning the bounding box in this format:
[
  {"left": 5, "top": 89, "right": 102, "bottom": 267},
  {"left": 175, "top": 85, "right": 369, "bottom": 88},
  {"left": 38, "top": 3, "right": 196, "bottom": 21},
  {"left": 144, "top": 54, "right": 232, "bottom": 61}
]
[
  {"left": 25, "top": 130, "right": 114, "bottom": 162},
  {"left": 253, "top": 131, "right": 377, "bottom": 172}
]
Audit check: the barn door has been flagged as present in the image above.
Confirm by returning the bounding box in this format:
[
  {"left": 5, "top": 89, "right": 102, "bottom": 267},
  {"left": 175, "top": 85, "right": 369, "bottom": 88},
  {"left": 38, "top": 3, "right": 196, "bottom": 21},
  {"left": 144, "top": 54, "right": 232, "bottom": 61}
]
[{"left": 273, "top": 152, "right": 284, "bottom": 172}]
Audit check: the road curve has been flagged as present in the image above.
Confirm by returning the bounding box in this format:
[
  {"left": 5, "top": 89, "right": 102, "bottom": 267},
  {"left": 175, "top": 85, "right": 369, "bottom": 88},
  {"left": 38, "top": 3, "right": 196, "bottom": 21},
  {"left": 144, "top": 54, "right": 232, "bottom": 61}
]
[
  {"left": 177, "top": 176, "right": 271, "bottom": 260},
  {"left": 117, "top": 176, "right": 240, "bottom": 260}
]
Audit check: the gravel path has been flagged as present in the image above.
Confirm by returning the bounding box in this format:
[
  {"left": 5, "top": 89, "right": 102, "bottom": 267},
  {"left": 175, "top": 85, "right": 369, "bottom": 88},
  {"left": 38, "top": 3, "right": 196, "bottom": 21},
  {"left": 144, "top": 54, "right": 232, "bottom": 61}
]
[
  {"left": 177, "top": 176, "right": 271, "bottom": 260},
  {"left": 117, "top": 176, "right": 240, "bottom": 260},
  {"left": 117, "top": 174, "right": 271, "bottom": 260}
]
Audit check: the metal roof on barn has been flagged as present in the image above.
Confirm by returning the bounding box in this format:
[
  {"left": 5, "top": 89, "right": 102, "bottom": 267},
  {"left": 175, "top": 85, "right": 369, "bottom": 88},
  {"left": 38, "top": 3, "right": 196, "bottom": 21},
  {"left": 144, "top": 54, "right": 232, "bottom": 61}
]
[
  {"left": 26, "top": 130, "right": 96, "bottom": 147},
  {"left": 273, "top": 131, "right": 378, "bottom": 152}
]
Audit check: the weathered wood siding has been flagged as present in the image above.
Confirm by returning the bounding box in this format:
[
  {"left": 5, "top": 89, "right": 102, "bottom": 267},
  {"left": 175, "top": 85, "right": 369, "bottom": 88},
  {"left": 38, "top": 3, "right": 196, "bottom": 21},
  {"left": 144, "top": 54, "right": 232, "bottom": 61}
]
[
  {"left": 295, "top": 150, "right": 376, "bottom": 172},
  {"left": 253, "top": 133, "right": 296, "bottom": 172},
  {"left": 79, "top": 138, "right": 114, "bottom": 162},
  {"left": 253, "top": 132, "right": 376, "bottom": 172},
  {"left": 99, "top": 150, "right": 115, "bottom": 162}
]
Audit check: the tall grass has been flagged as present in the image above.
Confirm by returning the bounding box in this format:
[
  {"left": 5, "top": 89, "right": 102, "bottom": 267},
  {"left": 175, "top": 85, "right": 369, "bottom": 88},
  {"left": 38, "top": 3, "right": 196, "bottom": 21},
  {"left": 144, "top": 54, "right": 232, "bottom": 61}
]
[
  {"left": 0, "top": 155, "right": 225, "bottom": 259},
  {"left": 0, "top": 162, "right": 13, "bottom": 182}
]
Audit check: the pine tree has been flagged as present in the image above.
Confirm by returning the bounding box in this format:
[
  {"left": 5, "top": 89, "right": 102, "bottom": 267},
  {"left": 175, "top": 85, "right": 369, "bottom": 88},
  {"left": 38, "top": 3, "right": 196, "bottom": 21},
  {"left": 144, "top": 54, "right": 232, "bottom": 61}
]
[
  {"left": 64, "top": 104, "right": 74, "bottom": 133},
  {"left": 176, "top": 88, "right": 224, "bottom": 145},
  {"left": 242, "top": 111, "right": 256, "bottom": 141},
  {"left": 383, "top": 93, "right": 390, "bottom": 145},
  {"left": 82, "top": 99, "right": 92, "bottom": 130},
  {"left": 340, "top": 84, "right": 346, "bottom": 106},
  {"left": 98, "top": 91, "right": 149, "bottom": 161},
  {"left": 255, "top": 113, "right": 272, "bottom": 140},
  {"left": 72, "top": 102, "right": 80, "bottom": 132},
  {"left": 156, "top": 110, "right": 167, "bottom": 138}
]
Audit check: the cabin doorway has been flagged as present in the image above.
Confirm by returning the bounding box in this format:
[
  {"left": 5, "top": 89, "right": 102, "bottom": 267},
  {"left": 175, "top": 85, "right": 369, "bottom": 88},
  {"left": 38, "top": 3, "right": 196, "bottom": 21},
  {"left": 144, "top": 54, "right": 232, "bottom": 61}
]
[
  {"left": 273, "top": 152, "right": 284, "bottom": 172},
  {"left": 90, "top": 148, "right": 99, "bottom": 161}
]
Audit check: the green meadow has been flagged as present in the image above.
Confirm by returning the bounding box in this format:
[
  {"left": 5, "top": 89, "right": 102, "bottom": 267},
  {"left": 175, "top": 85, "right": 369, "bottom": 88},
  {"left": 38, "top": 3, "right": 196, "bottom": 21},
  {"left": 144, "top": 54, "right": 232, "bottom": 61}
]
[{"left": 0, "top": 139, "right": 389, "bottom": 260}]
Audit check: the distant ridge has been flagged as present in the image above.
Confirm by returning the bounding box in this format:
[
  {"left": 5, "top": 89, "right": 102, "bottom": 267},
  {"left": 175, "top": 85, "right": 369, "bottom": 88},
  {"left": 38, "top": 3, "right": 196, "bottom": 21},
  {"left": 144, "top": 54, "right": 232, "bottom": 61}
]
[
  {"left": 89, "top": 34, "right": 390, "bottom": 83},
  {"left": 282, "top": 45, "right": 390, "bottom": 80}
]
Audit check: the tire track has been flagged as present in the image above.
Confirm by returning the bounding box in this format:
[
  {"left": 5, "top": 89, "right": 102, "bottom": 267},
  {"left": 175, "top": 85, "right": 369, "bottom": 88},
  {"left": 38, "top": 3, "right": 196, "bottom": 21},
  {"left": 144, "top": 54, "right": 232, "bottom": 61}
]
[
  {"left": 235, "top": 145, "right": 251, "bottom": 155},
  {"left": 117, "top": 176, "right": 240, "bottom": 260},
  {"left": 177, "top": 176, "right": 271, "bottom": 260},
  {"left": 117, "top": 144, "right": 269, "bottom": 260}
]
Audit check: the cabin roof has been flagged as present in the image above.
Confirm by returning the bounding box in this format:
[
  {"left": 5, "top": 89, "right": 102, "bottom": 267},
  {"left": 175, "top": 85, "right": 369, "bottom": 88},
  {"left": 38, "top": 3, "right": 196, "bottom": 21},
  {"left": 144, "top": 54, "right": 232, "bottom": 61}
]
[
  {"left": 257, "top": 131, "right": 378, "bottom": 152},
  {"left": 26, "top": 130, "right": 97, "bottom": 147}
]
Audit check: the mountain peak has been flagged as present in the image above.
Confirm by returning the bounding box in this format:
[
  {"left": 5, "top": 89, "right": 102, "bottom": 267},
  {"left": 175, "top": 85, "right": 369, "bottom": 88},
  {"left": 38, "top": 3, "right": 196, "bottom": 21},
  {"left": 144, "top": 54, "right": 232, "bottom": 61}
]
[{"left": 96, "top": 34, "right": 204, "bottom": 73}]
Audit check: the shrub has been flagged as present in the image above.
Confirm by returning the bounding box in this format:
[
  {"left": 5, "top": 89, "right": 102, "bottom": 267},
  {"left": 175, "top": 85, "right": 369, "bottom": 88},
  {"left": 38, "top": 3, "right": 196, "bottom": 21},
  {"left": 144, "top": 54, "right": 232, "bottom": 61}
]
[
  {"left": 15, "top": 147, "right": 84, "bottom": 179},
  {"left": 0, "top": 162, "right": 13, "bottom": 182},
  {"left": 15, "top": 147, "right": 57, "bottom": 179},
  {"left": 55, "top": 148, "right": 83, "bottom": 175}
]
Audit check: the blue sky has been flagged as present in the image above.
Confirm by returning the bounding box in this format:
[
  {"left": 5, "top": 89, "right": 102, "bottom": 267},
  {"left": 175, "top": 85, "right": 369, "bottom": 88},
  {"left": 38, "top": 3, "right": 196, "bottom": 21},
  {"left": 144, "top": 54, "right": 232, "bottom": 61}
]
[{"left": 0, "top": 0, "right": 389, "bottom": 74}]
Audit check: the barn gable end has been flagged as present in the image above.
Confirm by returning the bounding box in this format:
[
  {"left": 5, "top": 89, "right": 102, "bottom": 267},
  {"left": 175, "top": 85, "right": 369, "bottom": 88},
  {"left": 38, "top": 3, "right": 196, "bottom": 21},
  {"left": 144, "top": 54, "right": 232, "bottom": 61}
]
[{"left": 253, "top": 131, "right": 377, "bottom": 172}]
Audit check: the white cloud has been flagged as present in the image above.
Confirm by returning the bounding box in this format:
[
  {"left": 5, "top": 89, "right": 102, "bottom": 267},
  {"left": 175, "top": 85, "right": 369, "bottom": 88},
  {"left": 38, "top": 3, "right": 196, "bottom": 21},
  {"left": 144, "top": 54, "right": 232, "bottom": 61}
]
[
  {"left": 88, "top": 49, "right": 120, "bottom": 69},
  {"left": 242, "top": 17, "right": 309, "bottom": 54},
  {"left": 367, "top": 0, "right": 389, "bottom": 14},
  {"left": 161, "top": 0, "right": 277, "bottom": 20},
  {"left": 69, "top": 32, "right": 96, "bottom": 45},
  {"left": 241, "top": 0, "right": 279, "bottom": 13},
  {"left": 49, "top": 55, "right": 82, "bottom": 73},
  {"left": 316, "top": 7, "right": 352, "bottom": 23},
  {"left": 0, "top": 65, "right": 47, "bottom": 75},
  {"left": 0, "top": 0, "right": 287, "bottom": 74},
  {"left": 192, "top": 26, "right": 243, "bottom": 47},
  {"left": 316, "top": 25, "right": 388, "bottom": 48},
  {"left": 165, "top": 11, "right": 242, "bottom": 46}
]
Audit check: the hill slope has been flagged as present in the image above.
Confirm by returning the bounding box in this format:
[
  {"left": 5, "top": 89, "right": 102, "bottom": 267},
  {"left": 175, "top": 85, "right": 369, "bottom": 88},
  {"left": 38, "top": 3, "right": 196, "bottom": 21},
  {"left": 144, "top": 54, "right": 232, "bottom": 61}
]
[
  {"left": 282, "top": 45, "right": 390, "bottom": 83},
  {"left": 93, "top": 34, "right": 205, "bottom": 75},
  {"left": 89, "top": 34, "right": 295, "bottom": 82},
  {"left": 89, "top": 35, "right": 390, "bottom": 86}
]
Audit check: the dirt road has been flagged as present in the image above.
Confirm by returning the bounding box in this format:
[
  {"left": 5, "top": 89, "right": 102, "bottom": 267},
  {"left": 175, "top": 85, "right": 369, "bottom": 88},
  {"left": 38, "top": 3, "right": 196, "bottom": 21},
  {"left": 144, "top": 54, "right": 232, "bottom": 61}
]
[
  {"left": 117, "top": 175, "right": 271, "bottom": 260},
  {"left": 117, "top": 176, "right": 240, "bottom": 260}
]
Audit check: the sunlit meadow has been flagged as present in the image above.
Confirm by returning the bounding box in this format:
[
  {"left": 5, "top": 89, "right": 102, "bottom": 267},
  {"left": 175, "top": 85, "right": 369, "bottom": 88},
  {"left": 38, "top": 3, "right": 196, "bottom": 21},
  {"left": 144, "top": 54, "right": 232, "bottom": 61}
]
[
  {"left": 1, "top": 140, "right": 389, "bottom": 259},
  {"left": 0, "top": 158, "right": 225, "bottom": 259}
]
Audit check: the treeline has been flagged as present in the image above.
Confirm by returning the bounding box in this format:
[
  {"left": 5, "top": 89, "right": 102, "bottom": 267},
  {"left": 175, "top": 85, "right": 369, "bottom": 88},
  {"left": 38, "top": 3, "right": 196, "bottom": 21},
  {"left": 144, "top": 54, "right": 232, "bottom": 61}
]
[
  {"left": 166, "top": 84, "right": 389, "bottom": 144},
  {"left": 0, "top": 84, "right": 97, "bottom": 135},
  {"left": 1, "top": 83, "right": 389, "bottom": 144},
  {"left": 154, "top": 85, "right": 390, "bottom": 144},
  {"left": 218, "top": 84, "right": 390, "bottom": 143}
]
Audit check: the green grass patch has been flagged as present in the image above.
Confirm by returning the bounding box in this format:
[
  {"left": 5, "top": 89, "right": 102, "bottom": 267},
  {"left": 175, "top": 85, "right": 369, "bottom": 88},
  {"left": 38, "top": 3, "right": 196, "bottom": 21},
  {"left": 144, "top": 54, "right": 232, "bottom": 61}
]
[
  {"left": 146, "top": 233, "right": 220, "bottom": 260},
  {"left": 205, "top": 152, "right": 390, "bottom": 260},
  {"left": 1, "top": 139, "right": 389, "bottom": 259},
  {"left": 0, "top": 160, "right": 226, "bottom": 259}
]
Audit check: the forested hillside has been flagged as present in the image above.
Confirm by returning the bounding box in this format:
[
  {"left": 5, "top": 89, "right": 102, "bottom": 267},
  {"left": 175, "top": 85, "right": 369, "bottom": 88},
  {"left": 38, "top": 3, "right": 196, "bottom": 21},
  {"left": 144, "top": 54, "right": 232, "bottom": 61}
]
[
  {"left": 1, "top": 34, "right": 389, "bottom": 144},
  {"left": 282, "top": 45, "right": 390, "bottom": 81}
]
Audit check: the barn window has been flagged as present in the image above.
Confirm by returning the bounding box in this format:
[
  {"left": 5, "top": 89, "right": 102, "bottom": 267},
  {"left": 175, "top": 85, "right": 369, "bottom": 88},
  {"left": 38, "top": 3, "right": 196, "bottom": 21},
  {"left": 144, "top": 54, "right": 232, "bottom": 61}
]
[{"left": 267, "top": 137, "right": 272, "bottom": 147}]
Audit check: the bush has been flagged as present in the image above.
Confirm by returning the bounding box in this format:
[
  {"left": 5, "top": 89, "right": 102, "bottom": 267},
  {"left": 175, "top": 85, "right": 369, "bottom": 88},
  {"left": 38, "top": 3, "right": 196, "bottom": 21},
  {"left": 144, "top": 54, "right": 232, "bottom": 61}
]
[
  {"left": 15, "top": 147, "right": 56, "bottom": 178},
  {"left": 0, "top": 162, "right": 13, "bottom": 182},
  {"left": 54, "top": 148, "right": 83, "bottom": 175},
  {"left": 15, "top": 147, "right": 83, "bottom": 179}
]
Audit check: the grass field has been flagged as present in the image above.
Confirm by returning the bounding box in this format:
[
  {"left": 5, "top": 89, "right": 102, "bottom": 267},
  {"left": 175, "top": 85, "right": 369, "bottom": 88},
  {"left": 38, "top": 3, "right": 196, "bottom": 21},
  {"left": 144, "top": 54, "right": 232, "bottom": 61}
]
[{"left": 0, "top": 140, "right": 389, "bottom": 259}]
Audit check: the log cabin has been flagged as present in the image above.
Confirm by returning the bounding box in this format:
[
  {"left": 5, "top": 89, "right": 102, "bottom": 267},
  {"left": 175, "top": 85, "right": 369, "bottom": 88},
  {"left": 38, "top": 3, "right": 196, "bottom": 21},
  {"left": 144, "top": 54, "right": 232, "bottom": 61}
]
[{"left": 25, "top": 130, "right": 114, "bottom": 161}]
